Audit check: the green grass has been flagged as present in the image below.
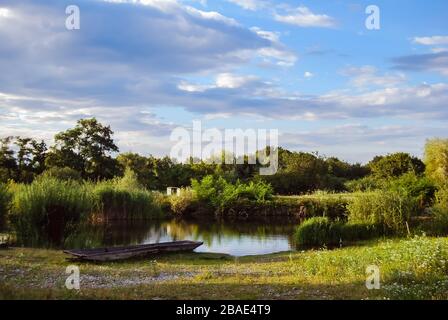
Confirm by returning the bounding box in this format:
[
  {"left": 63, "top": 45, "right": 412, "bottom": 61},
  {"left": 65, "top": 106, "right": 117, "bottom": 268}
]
[{"left": 0, "top": 236, "right": 447, "bottom": 300}]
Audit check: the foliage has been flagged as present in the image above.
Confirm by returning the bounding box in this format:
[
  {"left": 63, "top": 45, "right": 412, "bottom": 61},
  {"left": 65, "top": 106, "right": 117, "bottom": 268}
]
[
  {"left": 430, "top": 187, "right": 448, "bottom": 234},
  {"left": 386, "top": 172, "right": 436, "bottom": 208},
  {"left": 9, "top": 177, "right": 94, "bottom": 247},
  {"left": 368, "top": 152, "right": 425, "bottom": 179},
  {"left": 46, "top": 118, "right": 119, "bottom": 180},
  {"left": 168, "top": 188, "right": 197, "bottom": 216},
  {"left": 424, "top": 138, "right": 448, "bottom": 186},
  {"left": 347, "top": 190, "right": 418, "bottom": 234},
  {"left": 40, "top": 167, "right": 82, "bottom": 181},
  {"left": 92, "top": 169, "right": 162, "bottom": 220},
  {"left": 191, "top": 175, "right": 273, "bottom": 210},
  {"left": 0, "top": 183, "right": 12, "bottom": 227},
  {"left": 344, "top": 175, "right": 383, "bottom": 192},
  {"left": 295, "top": 217, "right": 381, "bottom": 246},
  {"left": 280, "top": 192, "right": 350, "bottom": 220}
]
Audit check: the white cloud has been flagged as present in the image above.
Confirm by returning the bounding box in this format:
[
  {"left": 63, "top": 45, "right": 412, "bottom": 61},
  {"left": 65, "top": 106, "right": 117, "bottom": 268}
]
[
  {"left": 341, "top": 66, "right": 406, "bottom": 88},
  {"left": 215, "top": 73, "right": 257, "bottom": 89},
  {"left": 274, "top": 6, "right": 336, "bottom": 28},
  {"left": 0, "top": 7, "right": 11, "bottom": 18},
  {"left": 178, "top": 73, "right": 259, "bottom": 92},
  {"left": 304, "top": 71, "right": 314, "bottom": 78},
  {"left": 413, "top": 36, "right": 448, "bottom": 46},
  {"left": 431, "top": 48, "right": 448, "bottom": 53},
  {"left": 226, "top": 0, "right": 266, "bottom": 11}
]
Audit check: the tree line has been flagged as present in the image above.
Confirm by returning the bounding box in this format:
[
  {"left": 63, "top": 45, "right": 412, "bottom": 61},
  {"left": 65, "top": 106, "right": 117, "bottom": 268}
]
[{"left": 0, "top": 118, "right": 438, "bottom": 194}]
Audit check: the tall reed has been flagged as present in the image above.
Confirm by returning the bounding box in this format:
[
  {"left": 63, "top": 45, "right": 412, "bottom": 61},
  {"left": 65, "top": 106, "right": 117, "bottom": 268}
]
[
  {"left": 92, "top": 169, "right": 162, "bottom": 220},
  {"left": 10, "top": 177, "right": 94, "bottom": 246},
  {"left": 347, "top": 190, "right": 418, "bottom": 234}
]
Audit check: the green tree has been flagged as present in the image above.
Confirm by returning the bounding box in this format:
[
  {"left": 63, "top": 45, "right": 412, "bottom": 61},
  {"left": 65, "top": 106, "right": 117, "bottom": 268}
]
[
  {"left": 46, "top": 118, "right": 119, "bottom": 180},
  {"left": 0, "top": 137, "right": 17, "bottom": 182},
  {"left": 424, "top": 138, "right": 448, "bottom": 186},
  {"left": 368, "top": 152, "right": 424, "bottom": 179}
]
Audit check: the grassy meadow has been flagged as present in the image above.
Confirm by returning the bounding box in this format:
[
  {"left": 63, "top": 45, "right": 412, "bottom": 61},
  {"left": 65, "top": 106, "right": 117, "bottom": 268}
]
[{"left": 1, "top": 236, "right": 447, "bottom": 300}]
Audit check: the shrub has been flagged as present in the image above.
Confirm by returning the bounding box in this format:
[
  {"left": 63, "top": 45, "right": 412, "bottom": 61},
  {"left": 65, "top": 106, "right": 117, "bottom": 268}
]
[
  {"left": 10, "top": 177, "right": 94, "bottom": 246},
  {"left": 344, "top": 176, "right": 383, "bottom": 192},
  {"left": 293, "top": 191, "right": 350, "bottom": 220},
  {"left": 424, "top": 138, "right": 448, "bottom": 186},
  {"left": 0, "top": 183, "right": 11, "bottom": 227},
  {"left": 295, "top": 217, "right": 381, "bottom": 246},
  {"left": 40, "top": 167, "right": 82, "bottom": 181},
  {"left": 386, "top": 173, "right": 436, "bottom": 208},
  {"left": 92, "top": 169, "right": 162, "bottom": 220},
  {"left": 347, "top": 190, "right": 418, "bottom": 234},
  {"left": 191, "top": 175, "right": 273, "bottom": 210},
  {"left": 431, "top": 187, "right": 448, "bottom": 234},
  {"left": 168, "top": 188, "right": 197, "bottom": 216}
]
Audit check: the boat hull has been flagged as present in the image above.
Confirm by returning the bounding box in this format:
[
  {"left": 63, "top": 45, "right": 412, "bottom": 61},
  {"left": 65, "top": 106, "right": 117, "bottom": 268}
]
[{"left": 63, "top": 240, "right": 203, "bottom": 262}]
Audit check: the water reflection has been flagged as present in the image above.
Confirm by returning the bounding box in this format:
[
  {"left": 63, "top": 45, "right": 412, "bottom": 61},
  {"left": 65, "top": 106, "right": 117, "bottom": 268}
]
[{"left": 69, "top": 219, "right": 297, "bottom": 256}]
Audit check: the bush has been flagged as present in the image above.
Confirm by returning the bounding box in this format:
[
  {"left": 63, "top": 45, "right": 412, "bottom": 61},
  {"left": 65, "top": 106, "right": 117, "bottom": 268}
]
[
  {"left": 386, "top": 173, "right": 436, "bottom": 208},
  {"left": 40, "top": 167, "right": 82, "bottom": 181},
  {"left": 10, "top": 177, "right": 94, "bottom": 246},
  {"left": 345, "top": 176, "right": 383, "bottom": 192},
  {"left": 431, "top": 187, "right": 448, "bottom": 234},
  {"left": 347, "top": 190, "right": 418, "bottom": 234},
  {"left": 191, "top": 175, "right": 273, "bottom": 211},
  {"left": 295, "top": 217, "right": 381, "bottom": 246},
  {"left": 92, "top": 169, "right": 162, "bottom": 220},
  {"left": 0, "top": 183, "right": 11, "bottom": 227},
  {"left": 292, "top": 192, "right": 350, "bottom": 220},
  {"left": 168, "top": 188, "right": 197, "bottom": 216}
]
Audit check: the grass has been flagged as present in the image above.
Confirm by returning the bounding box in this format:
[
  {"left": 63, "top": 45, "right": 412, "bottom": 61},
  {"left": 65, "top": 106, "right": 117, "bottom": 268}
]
[
  {"left": 91, "top": 168, "right": 163, "bottom": 221},
  {"left": 347, "top": 190, "right": 418, "bottom": 234},
  {"left": 9, "top": 177, "right": 94, "bottom": 247},
  {"left": 0, "top": 236, "right": 447, "bottom": 300}
]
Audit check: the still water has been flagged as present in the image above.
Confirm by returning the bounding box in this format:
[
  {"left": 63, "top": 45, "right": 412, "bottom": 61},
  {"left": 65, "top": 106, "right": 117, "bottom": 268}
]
[{"left": 73, "top": 219, "right": 298, "bottom": 256}]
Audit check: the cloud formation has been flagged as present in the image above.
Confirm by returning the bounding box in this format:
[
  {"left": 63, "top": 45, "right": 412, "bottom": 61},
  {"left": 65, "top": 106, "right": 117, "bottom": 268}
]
[{"left": 274, "top": 6, "right": 336, "bottom": 28}]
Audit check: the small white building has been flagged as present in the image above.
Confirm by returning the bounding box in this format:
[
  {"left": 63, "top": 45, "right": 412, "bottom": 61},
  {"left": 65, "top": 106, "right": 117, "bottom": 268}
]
[{"left": 166, "top": 187, "right": 181, "bottom": 196}]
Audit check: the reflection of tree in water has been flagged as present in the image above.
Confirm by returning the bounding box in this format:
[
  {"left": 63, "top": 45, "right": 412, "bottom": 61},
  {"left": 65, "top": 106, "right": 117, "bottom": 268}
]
[
  {"left": 66, "top": 218, "right": 297, "bottom": 251},
  {"left": 164, "top": 219, "right": 297, "bottom": 248}
]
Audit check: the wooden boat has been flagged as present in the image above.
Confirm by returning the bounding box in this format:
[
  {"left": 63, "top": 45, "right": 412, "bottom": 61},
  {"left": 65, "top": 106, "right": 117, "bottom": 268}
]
[{"left": 63, "top": 240, "right": 203, "bottom": 262}]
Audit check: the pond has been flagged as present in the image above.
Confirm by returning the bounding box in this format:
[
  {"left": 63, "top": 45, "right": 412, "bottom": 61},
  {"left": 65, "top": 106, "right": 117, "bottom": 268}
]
[{"left": 69, "top": 219, "right": 298, "bottom": 256}]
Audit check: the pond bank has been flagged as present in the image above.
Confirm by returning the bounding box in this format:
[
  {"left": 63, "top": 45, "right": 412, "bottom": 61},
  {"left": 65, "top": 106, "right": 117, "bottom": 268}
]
[{"left": 1, "top": 236, "right": 447, "bottom": 300}]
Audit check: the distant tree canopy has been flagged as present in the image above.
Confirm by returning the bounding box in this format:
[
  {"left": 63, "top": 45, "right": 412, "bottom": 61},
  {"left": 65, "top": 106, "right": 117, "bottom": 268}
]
[
  {"left": 424, "top": 138, "right": 448, "bottom": 186},
  {"left": 0, "top": 136, "right": 47, "bottom": 183},
  {"left": 367, "top": 152, "right": 425, "bottom": 179}
]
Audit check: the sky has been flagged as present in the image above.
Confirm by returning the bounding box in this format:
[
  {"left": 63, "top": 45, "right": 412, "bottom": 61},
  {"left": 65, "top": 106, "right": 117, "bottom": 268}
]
[{"left": 0, "top": 0, "right": 447, "bottom": 163}]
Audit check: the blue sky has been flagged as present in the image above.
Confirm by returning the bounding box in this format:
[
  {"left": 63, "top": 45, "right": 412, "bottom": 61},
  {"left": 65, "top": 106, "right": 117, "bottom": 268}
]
[{"left": 0, "top": 0, "right": 447, "bottom": 162}]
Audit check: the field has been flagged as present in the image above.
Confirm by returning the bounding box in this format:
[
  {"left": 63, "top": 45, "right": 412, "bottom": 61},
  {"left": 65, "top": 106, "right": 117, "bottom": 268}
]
[{"left": 1, "top": 236, "right": 447, "bottom": 300}]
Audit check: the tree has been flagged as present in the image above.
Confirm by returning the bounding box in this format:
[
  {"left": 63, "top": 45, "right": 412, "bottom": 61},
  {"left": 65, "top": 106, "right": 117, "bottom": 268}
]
[
  {"left": 424, "top": 138, "right": 448, "bottom": 186},
  {"left": 46, "top": 118, "right": 119, "bottom": 180},
  {"left": 0, "top": 137, "right": 17, "bottom": 182},
  {"left": 368, "top": 152, "right": 425, "bottom": 179}
]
